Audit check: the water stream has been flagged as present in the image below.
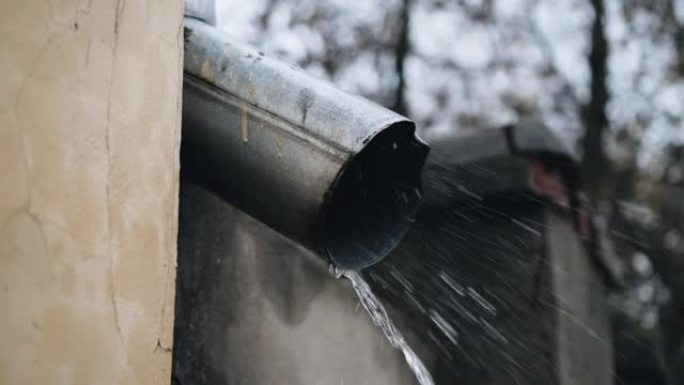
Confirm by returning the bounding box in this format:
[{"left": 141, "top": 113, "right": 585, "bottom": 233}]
[{"left": 343, "top": 270, "right": 435, "bottom": 385}]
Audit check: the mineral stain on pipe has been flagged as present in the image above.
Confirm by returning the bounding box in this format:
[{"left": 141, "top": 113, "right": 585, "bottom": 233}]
[
  {"left": 297, "top": 88, "right": 314, "bottom": 125},
  {"left": 200, "top": 60, "right": 214, "bottom": 82},
  {"left": 240, "top": 101, "right": 249, "bottom": 144}
]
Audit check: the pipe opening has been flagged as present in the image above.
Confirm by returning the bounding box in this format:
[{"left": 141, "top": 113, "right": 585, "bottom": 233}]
[{"left": 322, "top": 122, "right": 429, "bottom": 270}]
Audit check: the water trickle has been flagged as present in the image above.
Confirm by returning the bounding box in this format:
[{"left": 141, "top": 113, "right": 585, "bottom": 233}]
[{"left": 343, "top": 270, "right": 435, "bottom": 385}]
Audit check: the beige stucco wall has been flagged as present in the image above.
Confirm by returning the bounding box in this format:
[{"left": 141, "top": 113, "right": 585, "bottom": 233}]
[{"left": 0, "top": 0, "right": 183, "bottom": 383}]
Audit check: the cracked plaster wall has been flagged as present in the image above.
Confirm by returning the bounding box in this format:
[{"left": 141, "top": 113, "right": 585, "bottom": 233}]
[{"left": 0, "top": 0, "right": 183, "bottom": 383}]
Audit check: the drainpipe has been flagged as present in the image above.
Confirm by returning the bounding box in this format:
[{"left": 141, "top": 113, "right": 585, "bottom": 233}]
[{"left": 182, "top": 1, "right": 429, "bottom": 270}]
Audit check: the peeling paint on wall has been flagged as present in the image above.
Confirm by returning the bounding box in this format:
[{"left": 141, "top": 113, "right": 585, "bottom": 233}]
[{"left": 0, "top": 0, "right": 183, "bottom": 384}]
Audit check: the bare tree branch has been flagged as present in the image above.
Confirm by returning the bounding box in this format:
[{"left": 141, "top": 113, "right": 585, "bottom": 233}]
[{"left": 392, "top": 0, "right": 411, "bottom": 115}]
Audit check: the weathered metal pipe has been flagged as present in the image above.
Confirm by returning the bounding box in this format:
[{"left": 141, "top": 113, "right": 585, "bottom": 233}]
[{"left": 181, "top": 18, "right": 429, "bottom": 270}]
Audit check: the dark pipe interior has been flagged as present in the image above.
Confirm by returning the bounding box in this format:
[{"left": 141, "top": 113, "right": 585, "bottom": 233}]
[{"left": 321, "top": 122, "right": 429, "bottom": 270}]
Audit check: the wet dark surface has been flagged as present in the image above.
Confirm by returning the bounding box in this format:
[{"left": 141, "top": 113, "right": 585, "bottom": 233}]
[
  {"left": 367, "top": 196, "right": 559, "bottom": 384},
  {"left": 172, "top": 181, "right": 413, "bottom": 385}
]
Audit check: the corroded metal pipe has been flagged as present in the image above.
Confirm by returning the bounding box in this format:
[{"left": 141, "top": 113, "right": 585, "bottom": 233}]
[{"left": 182, "top": 18, "right": 429, "bottom": 269}]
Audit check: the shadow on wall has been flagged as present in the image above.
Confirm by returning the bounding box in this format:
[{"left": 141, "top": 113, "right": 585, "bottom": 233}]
[{"left": 171, "top": 181, "right": 419, "bottom": 385}]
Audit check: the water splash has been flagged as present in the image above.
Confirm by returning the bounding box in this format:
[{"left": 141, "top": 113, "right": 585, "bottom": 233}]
[{"left": 343, "top": 270, "right": 435, "bottom": 385}]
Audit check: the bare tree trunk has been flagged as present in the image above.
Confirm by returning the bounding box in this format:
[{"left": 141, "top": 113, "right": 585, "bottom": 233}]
[
  {"left": 392, "top": 0, "right": 410, "bottom": 115},
  {"left": 258, "top": 0, "right": 279, "bottom": 30},
  {"left": 580, "top": 0, "right": 610, "bottom": 201},
  {"left": 664, "top": 0, "right": 684, "bottom": 75}
]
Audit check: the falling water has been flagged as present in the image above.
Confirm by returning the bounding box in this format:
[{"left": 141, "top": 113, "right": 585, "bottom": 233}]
[{"left": 343, "top": 270, "right": 435, "bottom": 385}]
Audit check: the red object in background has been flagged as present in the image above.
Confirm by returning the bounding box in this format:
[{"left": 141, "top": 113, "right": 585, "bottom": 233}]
[
  {"left": 528, "top": 160, "right": 570, "bottom": 209},
  {"left": 528, "top": 159, "right": 594, "bottom": 244}
]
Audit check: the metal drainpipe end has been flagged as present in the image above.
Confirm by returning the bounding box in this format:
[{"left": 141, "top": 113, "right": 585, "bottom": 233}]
[{"left": 322, "top": 122, "right": 429, "bottom": 270}]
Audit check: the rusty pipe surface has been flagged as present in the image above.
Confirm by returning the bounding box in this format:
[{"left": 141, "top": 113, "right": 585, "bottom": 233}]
[{"left": 181, "top": 18, "right": 429, "bottom": 269}]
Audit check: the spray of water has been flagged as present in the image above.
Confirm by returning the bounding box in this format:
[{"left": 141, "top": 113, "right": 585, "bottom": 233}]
[{"left": 343, "top": 270, "right": 435, "bottom": 385}]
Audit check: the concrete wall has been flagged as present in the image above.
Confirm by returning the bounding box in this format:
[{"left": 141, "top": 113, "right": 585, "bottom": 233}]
[
  {"left": 173, "top": 182, "right": 415, "bottom": 385},
  {"left": 0, "top": 0, "right": 183, "bottom": 383},
  {"left": 547, "top": 212, "right": 613, "bottom": 385}
]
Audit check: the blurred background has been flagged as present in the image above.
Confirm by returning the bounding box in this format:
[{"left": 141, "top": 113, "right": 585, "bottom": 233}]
[{"left": 214, "top": 0, "right": 684, "bottom": 383}]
